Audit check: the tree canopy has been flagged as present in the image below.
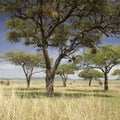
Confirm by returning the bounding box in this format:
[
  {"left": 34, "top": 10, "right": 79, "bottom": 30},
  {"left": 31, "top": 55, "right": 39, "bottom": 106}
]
[
  {"left": 78, "top": 69, "right": 103, "bottom": 80},
  {"left": 112, "top": 69, "right": 120, "bottom": 80},
  {"left": 56, "top": 63, "right": 77, "bottom": 75},
  {"left": 78, "top": 69, "right": 103, "bottom": 86},
  {"left": 76, "top": 45, "right": 120, "bottom": 90},
  {"left": 1, "top": 51, "right": 45, "bottom": 88},
  {"left": 56, "top": 63, "right": 77, "bottom": 87}
]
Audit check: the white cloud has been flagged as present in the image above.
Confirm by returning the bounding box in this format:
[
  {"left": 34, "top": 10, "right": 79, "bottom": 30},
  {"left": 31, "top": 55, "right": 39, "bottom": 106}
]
[
  {"left": 0, "top": 62, "right": 45, "bottom": 78},
  {"left": 0, "top": 63, "right": 19, "bottom": 70}
]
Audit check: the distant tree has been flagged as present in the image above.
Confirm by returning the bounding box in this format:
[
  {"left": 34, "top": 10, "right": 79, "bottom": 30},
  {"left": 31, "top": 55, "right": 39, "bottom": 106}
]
[
  {"left": 2, "top": 51, "right": 45, "bottom": 89},
  {"left": 56, "top": 64, "right": 77, "bottom": 87},
  {"left": 76, "top": 45, "right": 120, "bottom": 91},
  {"left": 1, "top": 0, "right": 120, "bottom": 96},
  {"left": 112, "top": 69, "right": 120, "bottom": 80},
  {"left": 0, "top": 79, "right": 10, "bottom": 85},
  {"left": 78, "top": 69, "right": 103, "bottom": 86}
]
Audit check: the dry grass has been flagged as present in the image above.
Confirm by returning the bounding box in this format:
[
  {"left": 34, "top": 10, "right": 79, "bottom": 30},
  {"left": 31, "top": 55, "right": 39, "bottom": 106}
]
[{"left": 0, "top": 79, "right": 120, "bottom": 120}]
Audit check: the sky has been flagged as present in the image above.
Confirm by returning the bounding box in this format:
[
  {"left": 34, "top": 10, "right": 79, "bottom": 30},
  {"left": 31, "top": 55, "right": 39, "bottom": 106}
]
[{"left": 0, "top": 13, "right": 120, "bottom": 79}]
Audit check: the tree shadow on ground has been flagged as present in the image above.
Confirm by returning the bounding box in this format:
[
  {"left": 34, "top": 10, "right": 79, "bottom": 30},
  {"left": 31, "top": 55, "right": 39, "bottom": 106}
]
[
  {"left": 3, "top": 88, "right": 113, "bottom": 98},
  {"left": 15, "top": 88, "right": 46, "bottom": 98},
  {"left": 15, "top": 91, "right": 46, "bottom": 98},
  {"left": 16, "top": 88, "right": 45, "bottom": 91},
  {"left": 66, "top": 89, "right": 105, "bottom": 93},
  {"left": 15, "top": 91, "right": 112, "bottom": 99},
  {"left": 54, "top": 92, "right": 112, "bottom": 98},
  {"left": 3, "top": 87, "right": 44, "bottom": 91}
]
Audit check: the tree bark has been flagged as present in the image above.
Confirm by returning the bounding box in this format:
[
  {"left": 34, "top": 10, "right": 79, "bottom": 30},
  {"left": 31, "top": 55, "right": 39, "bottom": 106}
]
[
  {"left": 45, "top": 69, "right": 55, "bottom": 96},
  {"left": 22, "top": 65, "right": 32, "bottom": 89},
  {"left": 26, "top": 79, "right": 30, "bottom": 89},
  {"left": 46, "top": 81, "right": 54, "bottom": 96},
  {"left": 26, "top": 75, "right": 32, "bottom": 89},
  {"left": 43, "top": 43, "right": 63, "bottom": 96},
  {"left": 63, "top": 80, "right": 66, "bottom": 87},
  {"left": 104, "top": 72, "right": 108, "bottom": 91},
  {"left": 62, "top": 76, "right": 67, "bottom": 87},
  {"left": 89, "top": 79, "right": 92, "bottom": 86}
]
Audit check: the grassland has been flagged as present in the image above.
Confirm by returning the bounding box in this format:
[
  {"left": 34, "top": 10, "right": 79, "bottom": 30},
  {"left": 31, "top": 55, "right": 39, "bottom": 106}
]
[{"left": 0, "top": 79, "right": 120, "bottom": 120}]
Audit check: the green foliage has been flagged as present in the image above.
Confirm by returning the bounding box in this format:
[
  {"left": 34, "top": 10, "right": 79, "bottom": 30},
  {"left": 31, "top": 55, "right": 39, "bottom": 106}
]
[
  {"left": 56, "top": 63, "right": 78, "bottom": 86},
  {"left": 1, "top": 51, "right": 46, "bottom": 88},
  {"left": 112, "top": 69, "right": 120, "bottom": 75},
  {"left": 1, "top": 0, "right": 120, "bottom": 69},
  {"left": 78, "top": 69, "right": 103, "bottom": 80},
  {"left": 56, "top": 63, "right": 77, "bottom": 75},
  {"left": 2, "top": 51, "right": 45, "bottom": 68},
  {"left": 6, "top": 18, "right": 39, "bottom": 45},
  {"left": 76, "top": 45, "right": 120, "bottom": 90},
  {"left": 112, "top": 69, "right": 120, "bottom": 79},
  {"left": 49, "top": 23, "right": 71, "bottom": 47},
  {"left": 77, "top": 45, "right": 120, "bottom": 71},
  {"left": 1, "top": 0, "right": 119, "bottom": 49}
]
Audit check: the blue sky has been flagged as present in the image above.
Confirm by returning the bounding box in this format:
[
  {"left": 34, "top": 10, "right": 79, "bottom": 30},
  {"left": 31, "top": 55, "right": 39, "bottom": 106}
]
[{"left": 0, "top": 14, "right": 120, "bottom": 79}]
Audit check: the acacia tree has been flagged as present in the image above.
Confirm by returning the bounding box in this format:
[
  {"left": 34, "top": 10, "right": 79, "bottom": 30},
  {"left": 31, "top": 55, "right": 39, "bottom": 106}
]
[
  {"left": 112, "top": 69, "right": 120, "bottom": 80},
  {"left": 56, "top": 64, "right": 77, "bottom": 87},
  {"left": 78, "top": 69, "right": 103, "bottom": 86},
  {"left": 2, "top": 51, "right": 45, "bottom": 89},
  {"left": 0, "top": 0, "right": 120, "bottom": 96},
  {"left": 76, "top": 45, "right": 120, "bottom": 91}
]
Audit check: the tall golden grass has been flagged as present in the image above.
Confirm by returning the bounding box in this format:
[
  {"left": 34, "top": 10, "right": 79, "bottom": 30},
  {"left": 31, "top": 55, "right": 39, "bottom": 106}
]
[{"left": 0, "top": 80, "right": 120, "bottom": 120}]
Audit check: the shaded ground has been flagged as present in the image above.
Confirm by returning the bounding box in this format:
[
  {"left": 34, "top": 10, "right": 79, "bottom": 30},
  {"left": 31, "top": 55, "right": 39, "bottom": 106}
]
[{"left": 3, "top": 86, "right": 114, "bottom": 99}]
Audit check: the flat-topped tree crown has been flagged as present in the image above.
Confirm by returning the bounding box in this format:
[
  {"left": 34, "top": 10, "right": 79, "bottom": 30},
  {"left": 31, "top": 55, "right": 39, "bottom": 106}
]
[{"left": 1, "top": 50, "right": 46, "bottom": 89}]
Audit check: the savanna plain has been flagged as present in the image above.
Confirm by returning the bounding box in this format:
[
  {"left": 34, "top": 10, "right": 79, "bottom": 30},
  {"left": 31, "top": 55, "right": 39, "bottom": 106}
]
[{"left": 0, "top": 79, "right": 120, "bottom": 120}]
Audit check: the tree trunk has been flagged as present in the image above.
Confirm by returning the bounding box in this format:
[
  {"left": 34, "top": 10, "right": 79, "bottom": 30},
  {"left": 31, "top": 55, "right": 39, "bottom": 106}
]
[
  {"left": 63, "top": 80, "right": 66, "bottom": 87},
  {"left": 26, "top": 78, "right": 30, "bottom": 89},
  {"left": 89, "top": 79, "right": 92, "bottom": 86},
  {"left": 62, "top": 76, "right": 67, "bottom": 87},
  {"left": 46, "top": 80, "right": 54, "bottom": 96},
  {"left": 46, "top": 70, "right": 55, "bottom": 97},
  {"left": 104, "top": 72, "right": 108, "bottom": 91},
  {"left": 22, "top": 65, "right": 32, "bottom": 89},
  {"left": 43, "top": 45, "right": 63, "bottom": 96},
  {"left": 26, "top": 74, "right": 32, "bottom": 89}
]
